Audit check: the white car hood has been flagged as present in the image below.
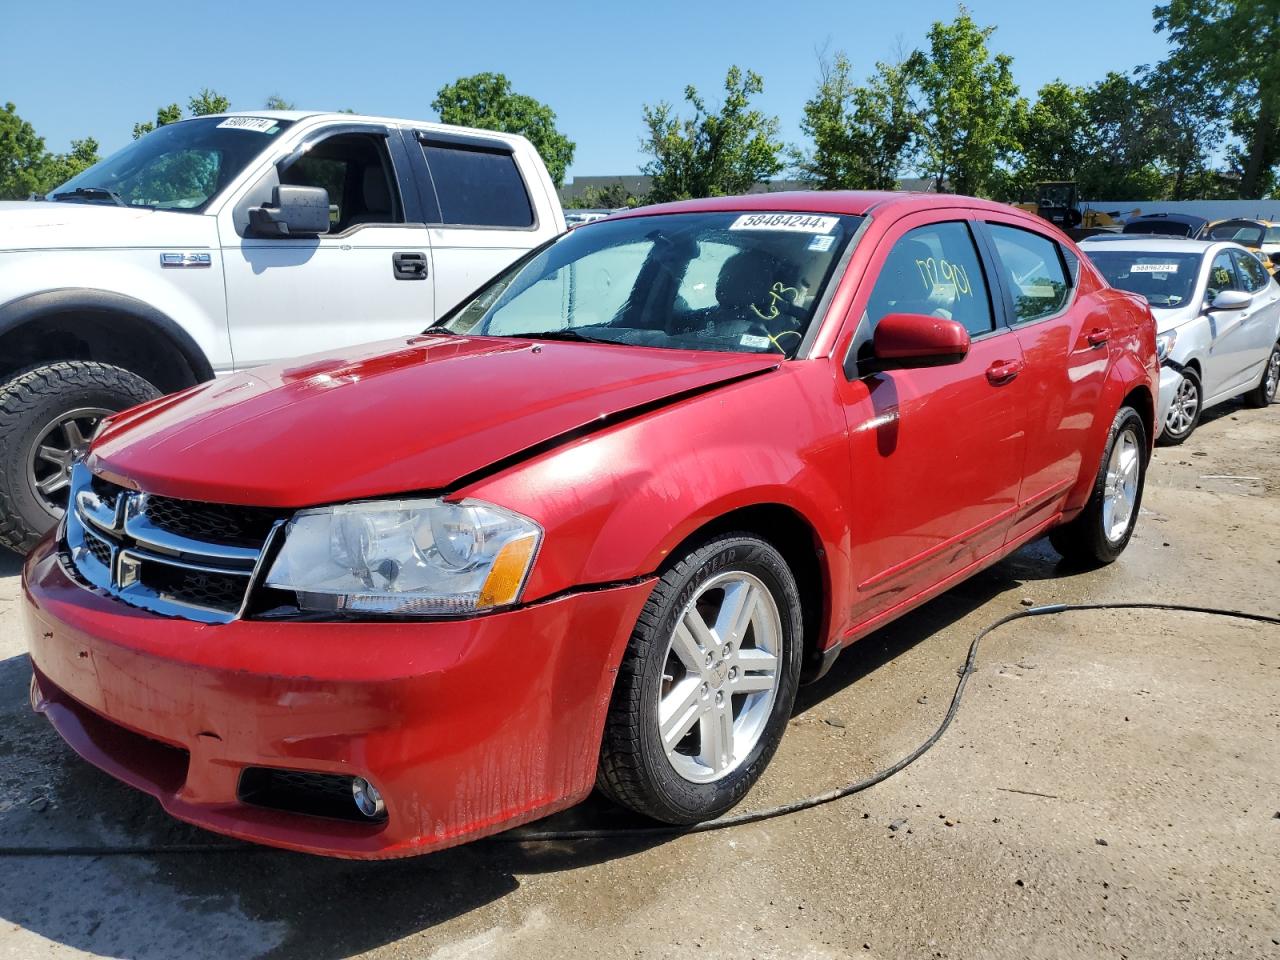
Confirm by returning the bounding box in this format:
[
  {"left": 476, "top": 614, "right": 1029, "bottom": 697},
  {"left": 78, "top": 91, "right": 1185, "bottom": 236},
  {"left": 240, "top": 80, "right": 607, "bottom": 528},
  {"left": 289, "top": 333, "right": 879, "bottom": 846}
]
[
  {"left": 0, "top": 200, "right": 216, "bottom": 251},
  {"left": 1150, "top": 304, "right": 1199, "bottom": 334}
]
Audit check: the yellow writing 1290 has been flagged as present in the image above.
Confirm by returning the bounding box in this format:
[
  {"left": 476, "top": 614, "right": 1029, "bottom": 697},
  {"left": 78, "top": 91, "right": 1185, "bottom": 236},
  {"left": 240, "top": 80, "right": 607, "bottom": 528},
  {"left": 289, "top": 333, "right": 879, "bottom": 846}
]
[{"left": 915, "top": 257, "right": 973, "bottom": 297}]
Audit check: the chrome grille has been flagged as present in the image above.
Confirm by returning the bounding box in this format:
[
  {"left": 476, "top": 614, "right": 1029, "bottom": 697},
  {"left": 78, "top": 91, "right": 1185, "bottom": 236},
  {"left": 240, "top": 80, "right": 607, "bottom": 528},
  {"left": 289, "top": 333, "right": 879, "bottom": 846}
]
[{"left": 62, "top": 463, "right": 284, "bottom": 624}]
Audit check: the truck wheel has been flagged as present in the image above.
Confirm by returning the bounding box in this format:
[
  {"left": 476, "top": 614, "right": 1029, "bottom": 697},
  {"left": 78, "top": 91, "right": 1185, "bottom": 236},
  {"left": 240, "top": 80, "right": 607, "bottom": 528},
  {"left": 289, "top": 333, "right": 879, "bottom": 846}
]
[
  {"left": 1242, "top": 341, "right": 1279, "bottom": 408},
  {"left": 596, "top": 533, "right": 803, "bottom": 824},
  {"left": 1049, "top": 405, "right": 1148, "bottom": 567},
  {"left": 0, "top": 362, "right": 160, "bottom": 553}
]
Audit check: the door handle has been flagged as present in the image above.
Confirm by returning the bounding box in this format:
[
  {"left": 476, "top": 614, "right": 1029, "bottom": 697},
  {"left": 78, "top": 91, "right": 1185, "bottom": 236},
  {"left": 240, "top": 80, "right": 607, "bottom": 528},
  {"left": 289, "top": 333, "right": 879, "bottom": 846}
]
[
  {"left": 1086, "top": 328, "right": 1109, "bottom": 348},
  {"left": 986, "top": 359, "right": 1024, "bottom": 385},
  {"left": 392, "top": 251, "right": 428, "bottom": 280}
]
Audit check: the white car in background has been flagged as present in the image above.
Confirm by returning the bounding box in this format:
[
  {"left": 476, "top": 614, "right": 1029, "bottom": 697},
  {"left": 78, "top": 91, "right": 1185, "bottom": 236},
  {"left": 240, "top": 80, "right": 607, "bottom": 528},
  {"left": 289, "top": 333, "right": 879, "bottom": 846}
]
[{"left": 1081, "top": 237, "right": 1280, "bottom": 445}]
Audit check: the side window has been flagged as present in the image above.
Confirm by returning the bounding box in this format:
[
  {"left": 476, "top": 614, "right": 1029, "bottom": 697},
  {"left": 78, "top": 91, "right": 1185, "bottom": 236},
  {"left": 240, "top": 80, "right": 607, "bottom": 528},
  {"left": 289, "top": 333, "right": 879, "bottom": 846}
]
[
  {"left": 987, "top": 224, "right": 1071, "bottom": 322},
  {"left": 421, "top": 141, "right": 534, "bottom": 228},
  {"left": 1232, "top": 250, "right": 1269, "bottom": 293},
  {"left": 1206, "top": 252, "right": 1241, "bottom": 299},
  {"left": 865, "top": 221, "right": 994, "bottom": 337},
  {"left": 279, "top": 132, "right": 402, "bottom": 232}
]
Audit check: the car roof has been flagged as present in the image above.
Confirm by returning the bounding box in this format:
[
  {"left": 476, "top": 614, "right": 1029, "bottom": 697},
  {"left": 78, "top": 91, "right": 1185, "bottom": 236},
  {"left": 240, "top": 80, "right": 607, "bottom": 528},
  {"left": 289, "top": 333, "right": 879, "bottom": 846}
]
[
  {"left": 181, "top": 111, "right": 534, "bottom": 145},
  {"left": 1125, "top": 212, "right": 1209, "bottom": 227},
  {"left": 606, "top": 190, "right": 1025, "bottom": 221},
  {"left": 1079, "top": 237, "right": 1238, "bottom": 257}
]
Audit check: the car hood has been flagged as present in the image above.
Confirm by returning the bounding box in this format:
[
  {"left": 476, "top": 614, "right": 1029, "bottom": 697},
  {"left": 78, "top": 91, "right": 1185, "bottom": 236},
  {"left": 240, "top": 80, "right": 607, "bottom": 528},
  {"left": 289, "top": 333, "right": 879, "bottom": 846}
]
[
  {"left": 88, "top": 335, "right": 780, "bottom": 507},
  {"left": 1150, "top": 304, "right": 1199, "bottom": 333},
  {"left": 0, "top": 200, "right": 214, "bottom": 250}
]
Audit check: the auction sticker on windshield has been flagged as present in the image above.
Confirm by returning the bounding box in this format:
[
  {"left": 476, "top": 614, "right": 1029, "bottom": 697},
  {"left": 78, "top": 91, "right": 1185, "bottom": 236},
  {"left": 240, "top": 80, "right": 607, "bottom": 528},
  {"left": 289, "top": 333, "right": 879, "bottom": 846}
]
[
  {"left": 216, "top": 117, "right": 281, "bottom": 133},
  {"left": 730, "top": 213, "right": 838, "bottom": 234}
]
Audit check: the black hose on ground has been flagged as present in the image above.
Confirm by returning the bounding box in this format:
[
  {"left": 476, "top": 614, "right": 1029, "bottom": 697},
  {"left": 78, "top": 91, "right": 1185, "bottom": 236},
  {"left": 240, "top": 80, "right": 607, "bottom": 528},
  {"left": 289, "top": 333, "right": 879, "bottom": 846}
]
[{"left": 1, "top": 602, "right": 1276, "bottom": 856}]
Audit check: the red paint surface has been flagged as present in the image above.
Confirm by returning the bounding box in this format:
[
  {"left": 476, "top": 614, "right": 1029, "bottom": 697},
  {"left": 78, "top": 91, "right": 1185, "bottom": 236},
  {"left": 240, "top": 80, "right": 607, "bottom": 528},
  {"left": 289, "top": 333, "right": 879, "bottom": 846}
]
[{"left": 25, "top": 192, "right": 1157, "bottom": 857}]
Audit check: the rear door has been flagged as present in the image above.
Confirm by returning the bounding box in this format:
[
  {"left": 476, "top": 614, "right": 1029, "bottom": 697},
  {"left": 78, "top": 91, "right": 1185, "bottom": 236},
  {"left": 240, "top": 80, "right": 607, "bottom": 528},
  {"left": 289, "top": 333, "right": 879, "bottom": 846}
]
[
  {"left": 405, "top": 131, "right": 551, "bottom": 316},
  {"left": 836, "top": 214, "right": 1026, "bottom": 624},
  {"left": 1231, "top": 249, "right": 1280, "bottom": 385},
  {"left": 977, "top": 217, "right": 1108, "bottom": 543}
]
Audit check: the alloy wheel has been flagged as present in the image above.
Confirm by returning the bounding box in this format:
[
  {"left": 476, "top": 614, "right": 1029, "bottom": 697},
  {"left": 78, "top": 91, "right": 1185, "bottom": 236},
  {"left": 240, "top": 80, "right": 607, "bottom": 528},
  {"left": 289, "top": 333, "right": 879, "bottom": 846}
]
[
  {"left": 26, "top": 407, "right": 111, "bottom": 513},
  {"left": 1266, "top": 347, "right": 1280, "bottom": 402},
  {"left": 1165, "top": 376, "right": 1199, "bottom": 436},
  {"left": 657, "top": 571, "right": 782, "bottom": 784},
  {"left": 1102, "top": 426, "right": 1141, "bottom": 544}
]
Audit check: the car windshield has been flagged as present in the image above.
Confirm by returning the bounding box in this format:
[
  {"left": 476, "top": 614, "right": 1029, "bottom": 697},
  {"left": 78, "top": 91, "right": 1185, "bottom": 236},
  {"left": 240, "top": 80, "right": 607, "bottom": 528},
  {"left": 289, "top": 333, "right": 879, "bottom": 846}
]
[
  {"left": 1087, "top": 250, "right": 1203, "bottom": 308},
  {"left": 1207, "top": 222, "right": 1265, "bottom": 247},
  {"left": 46, "top": 116, "right": 294, "bottom": 212},
  {"left": 439, "top": 211, "right": 863, "bottom": 357}
]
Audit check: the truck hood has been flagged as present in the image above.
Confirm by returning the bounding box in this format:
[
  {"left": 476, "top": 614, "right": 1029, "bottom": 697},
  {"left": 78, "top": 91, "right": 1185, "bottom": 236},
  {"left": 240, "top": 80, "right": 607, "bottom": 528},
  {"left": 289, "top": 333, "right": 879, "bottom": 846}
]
[
  {"left": 0, "top": 201, "right": 215, "bottom": 250},
  {"left": 88, "top": 335, "right": 780, "bottom": 507}
]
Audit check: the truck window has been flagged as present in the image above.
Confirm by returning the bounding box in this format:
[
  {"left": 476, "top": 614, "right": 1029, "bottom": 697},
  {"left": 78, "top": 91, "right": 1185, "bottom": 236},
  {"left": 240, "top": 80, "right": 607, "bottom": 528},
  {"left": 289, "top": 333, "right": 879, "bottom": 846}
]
[
  {"left": 279, "top": 133, "right": 403, "bottom": 232},
  {"left": 420, "top": 141, "right": 534, "bottom": 229}
]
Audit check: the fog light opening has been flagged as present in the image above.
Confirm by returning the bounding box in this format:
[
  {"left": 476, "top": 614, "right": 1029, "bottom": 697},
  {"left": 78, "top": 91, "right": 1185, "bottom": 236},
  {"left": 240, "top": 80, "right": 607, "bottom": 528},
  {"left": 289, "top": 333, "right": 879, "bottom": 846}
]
[{"left": 352, "top": 776, "right": 386, "bottom": 819}]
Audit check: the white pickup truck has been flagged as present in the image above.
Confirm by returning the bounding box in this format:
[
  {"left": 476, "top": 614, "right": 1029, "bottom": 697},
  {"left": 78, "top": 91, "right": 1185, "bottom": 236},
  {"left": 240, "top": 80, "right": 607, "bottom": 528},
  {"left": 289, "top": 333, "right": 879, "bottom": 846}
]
[{"left": 0, "top": 111, "right": 566, "bottom": 551}]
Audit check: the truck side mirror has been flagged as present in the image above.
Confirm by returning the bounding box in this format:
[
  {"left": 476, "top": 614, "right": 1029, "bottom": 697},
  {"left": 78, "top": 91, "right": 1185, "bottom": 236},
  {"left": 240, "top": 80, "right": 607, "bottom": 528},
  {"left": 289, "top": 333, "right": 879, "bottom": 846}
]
[{"left": 247, "top": 186, "right": 330, "bottom": 238}]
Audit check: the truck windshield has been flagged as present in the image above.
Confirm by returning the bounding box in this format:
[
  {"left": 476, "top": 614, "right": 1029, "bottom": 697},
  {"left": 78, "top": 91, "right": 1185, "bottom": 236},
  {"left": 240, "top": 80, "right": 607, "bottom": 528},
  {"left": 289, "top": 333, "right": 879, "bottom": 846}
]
[
  {"left": 439, "top": 211, "right": 863, "bottom": 357},
  {"left": 47, "top": 116, "right": 295, "bottom": 212}
]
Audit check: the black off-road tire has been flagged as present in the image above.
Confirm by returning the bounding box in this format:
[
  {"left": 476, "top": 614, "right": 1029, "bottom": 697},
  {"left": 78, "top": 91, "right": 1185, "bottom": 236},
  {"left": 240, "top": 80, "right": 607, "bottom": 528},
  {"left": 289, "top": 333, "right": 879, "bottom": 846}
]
[
  {"left": 1242, "top": 340, "right": 1279, "bottom": 408},
  {"left": 1049, "top": 405, "right": 1148, "bottom": 567},
  {"left": 596, "top": 533, "right": 803, "bottom": 824},
  {"left": 0, "top": 362, "right": 160, "bottom": 554},
  {"left": 1156, "top": 368, "right": 1201, "bottom": 446}
]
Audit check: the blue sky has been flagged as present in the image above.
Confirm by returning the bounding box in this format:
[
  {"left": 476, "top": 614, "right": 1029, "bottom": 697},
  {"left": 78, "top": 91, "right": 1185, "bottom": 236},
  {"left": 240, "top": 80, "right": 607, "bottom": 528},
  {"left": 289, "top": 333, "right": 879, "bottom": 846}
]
[{"left": 4, "top": 0, "right": 1171, "bottom": 182}]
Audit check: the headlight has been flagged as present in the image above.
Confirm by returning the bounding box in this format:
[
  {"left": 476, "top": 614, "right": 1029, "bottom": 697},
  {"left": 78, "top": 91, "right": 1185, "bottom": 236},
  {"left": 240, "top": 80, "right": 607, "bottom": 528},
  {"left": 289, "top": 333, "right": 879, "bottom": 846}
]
[
  {"left": 1156, "top": 330, "right": 1177, "bottom": 362},
  {"left": 264, "top": 499, "right": 542, "bottom": 616}
]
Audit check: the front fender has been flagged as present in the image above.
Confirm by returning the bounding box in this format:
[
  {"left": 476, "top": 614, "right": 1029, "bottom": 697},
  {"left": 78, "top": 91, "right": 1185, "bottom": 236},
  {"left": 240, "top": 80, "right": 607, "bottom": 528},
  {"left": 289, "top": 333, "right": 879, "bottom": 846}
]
[{"left": 462, "top": 363, "right": 855, "bottom": 643}]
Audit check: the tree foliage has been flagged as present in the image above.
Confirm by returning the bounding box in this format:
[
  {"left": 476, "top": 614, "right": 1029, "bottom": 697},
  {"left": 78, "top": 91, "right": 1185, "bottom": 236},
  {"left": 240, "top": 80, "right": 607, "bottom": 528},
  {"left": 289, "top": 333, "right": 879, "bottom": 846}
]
[
  {"left": 903, "top": 8, "right": 1021, "bottom": 195},
  {"left": 264, "top": 94, "right": 295, "bottom": 111},
  {"left": 432, "top": 73, "right": 576, "bottom": 188},
  {"left": 1155, "top": 0, "right": 1280, "bottom": 198},
  {"left": 564, "top": 182, "right": 640, "bottom": 209},
  {"left": 641, "top": 66, "right": 783, "bottom": 203},
  {"left": 0, "top": 102, "right": 99, "bottom": 199},
  {"left": 133, "top": 89, "right": 229, "bottom": 139},
  {"left": 794, "top": 53, "right": 917, "bottom": 190}
]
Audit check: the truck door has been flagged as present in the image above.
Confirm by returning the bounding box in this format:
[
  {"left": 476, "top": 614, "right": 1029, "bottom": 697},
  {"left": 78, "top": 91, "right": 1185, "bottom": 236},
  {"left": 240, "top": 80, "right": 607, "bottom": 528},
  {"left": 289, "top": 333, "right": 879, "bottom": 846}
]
[{"left": 217, "top": 124, "right": 434, "bottom": 368}]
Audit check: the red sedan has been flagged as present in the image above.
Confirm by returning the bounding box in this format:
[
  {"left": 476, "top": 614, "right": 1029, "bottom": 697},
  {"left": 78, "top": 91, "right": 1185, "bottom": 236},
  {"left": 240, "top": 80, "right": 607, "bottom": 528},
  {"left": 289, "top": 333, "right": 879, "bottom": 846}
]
[{"left": 22, "top": 192, "right": 1158, "bottom": 858}]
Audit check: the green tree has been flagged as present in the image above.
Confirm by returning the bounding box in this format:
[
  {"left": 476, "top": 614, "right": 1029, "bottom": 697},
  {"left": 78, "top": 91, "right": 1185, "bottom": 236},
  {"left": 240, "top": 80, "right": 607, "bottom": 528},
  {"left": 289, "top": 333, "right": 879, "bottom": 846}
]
[
  {"left": 1155, "top": 0, "right": 1280, "bottom": 199},
  {"left": 133, "top": 89, "right": 229, "bottom": 139},
  {"left": 564, "top": 182, "right": 640, "bottom": 209},
  {"left": 264, "top": 94, "right": 295, "bottom": 110},
  {"left": 1003, "top": 81, "right": 1090, "bottom": 198},
  {"left": 432, "top": 73, "right": 576, "bottom": 188},
  {"left": 39, "top": 137, "right": 100, "bottom": 189},
  {"left": 904, "top": 8, "right": 1021, "bottom": 196},
  {"left": 641, "top": 65, "right": 783, "bottom": 202},
  {"left": 1143, "top": 63, "right": 1227, "bottom": 200},
  {"left": 1076, "top": 71, "right": 1169, "bottom": 199},
  {"left": 0, "top": 102, "right": 50, "bottom": 198},
  {"left": 794, "top": 53, "right": 919, "bottom": 190}
]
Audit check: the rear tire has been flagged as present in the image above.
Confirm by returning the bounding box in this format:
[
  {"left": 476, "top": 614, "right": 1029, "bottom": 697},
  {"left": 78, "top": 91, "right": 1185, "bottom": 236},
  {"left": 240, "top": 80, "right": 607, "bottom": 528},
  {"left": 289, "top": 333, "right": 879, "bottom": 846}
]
[
  {"left": 597, "top": 534, "right": 803, "bottom": 824},
  {"left": 1242, "top": 341, "right": 1279, "bottom": 408},
  {"left": 0, "top": 362, "right": 160, "bottom": 554},
  {"left": 1049, "top": 405, "right": 1147, "bottom": 566},
  {"left": 1157, "top": 369, "right": 1201, "bottom": 446}
]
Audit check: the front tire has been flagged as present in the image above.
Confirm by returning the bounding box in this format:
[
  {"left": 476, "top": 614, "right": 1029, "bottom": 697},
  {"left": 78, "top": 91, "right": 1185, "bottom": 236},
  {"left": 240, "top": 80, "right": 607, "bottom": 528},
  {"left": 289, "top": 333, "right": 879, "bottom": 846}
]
[
  {"left": 597, "top": 534, "right": 803, "bottom": 824},
  {"left": 1243, "top": 341, "right": 1279, "bottom": 408},
  {"left": 1157, "top": 369, "right": 1201, "bottom": 446},
  {"left": 0, "top": 362, "right": 160, "bottom": 553},
  {"left": 1050, "top": 405, "right": 1148, "bottom": 566}
]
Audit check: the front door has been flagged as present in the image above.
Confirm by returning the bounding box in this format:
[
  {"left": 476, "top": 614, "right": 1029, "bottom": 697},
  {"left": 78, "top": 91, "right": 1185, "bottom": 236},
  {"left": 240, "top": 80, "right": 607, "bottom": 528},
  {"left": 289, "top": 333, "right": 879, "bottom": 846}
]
[
  {"left": 837, "top": 216, "right": 1026, "bottom": 625},
  {"left": 219, "top": 126, "right": 434, "bottom": 368}
]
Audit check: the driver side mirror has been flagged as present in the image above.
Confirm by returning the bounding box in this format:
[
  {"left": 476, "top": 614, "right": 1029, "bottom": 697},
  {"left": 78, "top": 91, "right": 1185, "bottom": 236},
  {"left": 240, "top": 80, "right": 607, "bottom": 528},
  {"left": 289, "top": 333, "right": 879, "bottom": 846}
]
[
  {"left": 1208, "top": 289, "right": 1252, "bottom": 312},
  {"left": 859, "top": 312, "right": 971, "bottom": 375},
  {"left": 247, "top": 185, "right": 330, "bottom": 238}
]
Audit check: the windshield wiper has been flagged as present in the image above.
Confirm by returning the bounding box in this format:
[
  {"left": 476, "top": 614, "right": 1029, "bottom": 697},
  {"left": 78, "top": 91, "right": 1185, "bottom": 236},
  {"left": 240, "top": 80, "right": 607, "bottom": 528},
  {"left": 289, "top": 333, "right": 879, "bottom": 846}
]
[
  {"left": 51, "top": 186, "right": 127, "bottom": 207},
  {"left": 516, "top": 329, "right": 614, "bottom": 344}
]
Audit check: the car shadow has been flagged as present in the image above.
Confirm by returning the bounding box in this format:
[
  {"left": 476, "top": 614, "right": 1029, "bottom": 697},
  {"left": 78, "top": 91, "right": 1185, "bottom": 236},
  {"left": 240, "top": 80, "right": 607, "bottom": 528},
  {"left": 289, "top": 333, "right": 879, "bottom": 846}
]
[{"left": 0, "top": 537, "right": 1071, "bottom": 960}]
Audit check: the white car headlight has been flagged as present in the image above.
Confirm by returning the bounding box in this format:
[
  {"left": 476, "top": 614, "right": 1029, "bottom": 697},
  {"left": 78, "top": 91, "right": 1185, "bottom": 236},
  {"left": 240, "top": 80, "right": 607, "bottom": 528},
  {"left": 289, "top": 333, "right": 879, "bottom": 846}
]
[
  {"left": 1156, "top": 330, "right": 1177, "bottom": 362},
  {"left": 264, "top": 499, "right": 542, "bottom": 616}
]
